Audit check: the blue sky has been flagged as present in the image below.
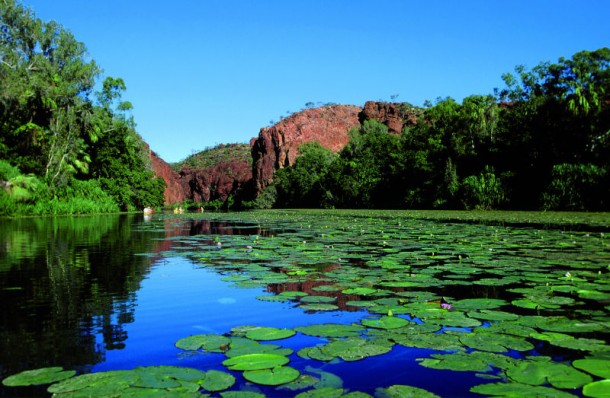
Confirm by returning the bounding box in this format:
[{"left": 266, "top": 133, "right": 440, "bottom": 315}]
[{"left": 22, "top": 1, "right": 610, "bottom": 163}]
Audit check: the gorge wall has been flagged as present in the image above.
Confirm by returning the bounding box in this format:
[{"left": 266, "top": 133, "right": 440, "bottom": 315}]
[{"left": 150, "top": 102, "right": 418, "bottom": 205}]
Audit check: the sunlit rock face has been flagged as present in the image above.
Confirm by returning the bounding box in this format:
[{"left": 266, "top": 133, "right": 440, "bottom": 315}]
[
  {"left": 148, "top": 149, "right": 185, "bottom": 205},
  {"left": 359, "top": 101, "right": 419, "bottom": 135},
  {"left": 250, "top": 104, "right": 362, "bottom": 194},
  {"left": 177, "top": 160, "right": 252, "bottom": 204}
]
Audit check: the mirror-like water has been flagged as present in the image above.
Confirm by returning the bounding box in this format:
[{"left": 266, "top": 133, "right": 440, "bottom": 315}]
[{"left": 1, "top": 211, "right": 609, "bottom": 397}]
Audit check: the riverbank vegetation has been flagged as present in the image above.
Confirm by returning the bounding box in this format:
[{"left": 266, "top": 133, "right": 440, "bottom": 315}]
[
  {"left": 271, "top": 48, "right": 610, "bottom": 211},
  {"left": 0, "top": 0, "right": 165, "bottom": 216}
]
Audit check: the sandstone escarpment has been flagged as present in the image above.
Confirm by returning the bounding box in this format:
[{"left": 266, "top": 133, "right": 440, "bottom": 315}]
[
  {"left": 149, "top": 149, "right": 185, "bottom": 204},
  {"left": 178, "top": 160, "right": 252, "bottom": 203},
  {"left": 250, "top": 104, "right": 362, "bottom": 194},
  {"left": 359, "top": 101, "right": 419, "bottom": 134}
]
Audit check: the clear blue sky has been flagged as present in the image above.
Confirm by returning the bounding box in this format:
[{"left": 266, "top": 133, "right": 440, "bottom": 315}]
[{"left": 22, "top": 0, "right": 610, "bottom": 163}]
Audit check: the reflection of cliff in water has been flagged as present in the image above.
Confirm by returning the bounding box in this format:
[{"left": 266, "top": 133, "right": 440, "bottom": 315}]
[{"left": 0, "top": 214, "right": 158, "bottom": 383}]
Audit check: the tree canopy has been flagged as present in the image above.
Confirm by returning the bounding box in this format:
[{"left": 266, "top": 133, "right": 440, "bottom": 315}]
[{"left": 1, "top": 0, "right": 165, "bottom": 215}]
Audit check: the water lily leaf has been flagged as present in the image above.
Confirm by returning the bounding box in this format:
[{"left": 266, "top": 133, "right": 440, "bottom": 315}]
[
  {"left": 47, "top": 370, "right": 137, "bottom": 395},
  {"left": 246, "top": 327, "right": 296, "bottom": 341},
  {"left": 200, "top": 370, "right": 235, "bottom": 392},
  {"left": 506, "top": 360, "right": 593, "bottom": 389},
  {"left": 295, "top": 324, "right": 364, "bottom": 338},
  {"left": 531, "top": 332, "right": 610, "bottom": 352},
  {"left": 517, "top": 316, "right": 604, "bottom": 333},
  {"left": 392, "top": 332, "right": 464, "bottom": 351},
  {"left": 300, "top": 303, "right": 339, "bottom": 311},
  {"left": 583, "top": 380, "right": 610, "bottom": 398},
  {"left": 573, "top": 359, "right": 610, "bottom": 378},
  {"left": 224, "top": 337, "right": 292, "bottom": 357},
  {"left": 318, "top": 337, "right": 393, "bottom": 362},
  {"left": 300, "top": 295, "right": 337, "bottom": 303},
  {"left": 375, "top": 384, "right": 440, "bottom": 397},
  {"left": 242, "top": 366, "right": 300, "bottom": 386},
  {"left": 452, "top": 298, "right": 507, "bottom": 310},
  {"left": 297, "top": 346, "right": 337, "bottom": 362},
  {"left": 222, "top": 353, "right": 289, "bottom": 371},
  {"left": 2, "top": 367, "right": 76, "bottom": 387},
  {"left": 175, "top": 334, "right": 231, "bottom": 352},
  {"left": 280, "top": 291, "right": 310, "bottom": 298},
  {"left": 220, "top": 391, "right": 266, "bottom": 398},
  {"left": 468, "top": 309, "right": 519, "bottom": 321},
  {"left": 342, "top": 287, "right": 378, "bottom": 296},
  {"left": 294, "top": 387, "right": 372, "bottom": 397},
  {"left": 470, "top": 381, "right": 578, "bottom": 397},
  {"left": 277, "top": 374, "right": 320, "bottom": 391},
  {"left": 361, "top": 316, "right": 410, "bottom": 330},
  {"left": 304, "top": 366, "right": 343, "bottom": 389},
  {"left": 459, "top": 331, "right": 534, "bottom": 353},
  {"left": 418, "top": 352, "right": 491, "bottom": 372}
]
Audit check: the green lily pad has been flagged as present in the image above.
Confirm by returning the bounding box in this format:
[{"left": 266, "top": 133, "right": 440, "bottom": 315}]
[
  {"left": 375, "top": 384, "right": 440, "bottom": 397},
  {"left": 452, "top": 298, "right": 507, "bottom": 310},
  {"left": 220, "top": 391, "right": 266, "bottom": 398},
  {"left": 175, "top": 334, "right": 231, "bottom": 352},
  {"left": 222, "top": 353, "right": 289, "bottom": 371},
  {"left": 583, "top": 380, "right": 610, "bottom": 398},
  {"left": 342, "top": 287, "right": 378, "bottom": 296},
  {"left": 224, "top": 337, "right": 293, "bottom": 357},
  {"left": 242, "top": 366, "right": 300, "bottom": 386},
  {"left": 47, "top": 370, "right": 137, "bottom": 395},
  {"left": 470, "top": 381, "right": 578, "bottom": 397},
  {"left": 361, "top": 316, "right": 410, "bottom": 330},
  {"left": 200, "top": 370, "right": 235, "bottom": 392},
  {"left": 530, "top": 332, "right": 610, "bottom": 352},
  {"left": 506, "top": 360, "right": 593, "bottom": 389},
  {"left": 459, "top": 331, "right": 534, "bottom": 353},
  {"left": 295, "top": 387, "right": 372, "bottom": 397},
  {"left": 300, "top": 295, "right": 337, "bottom": 303},
  {"left": 316, "top": 337, "right": 393, "bottom": 362},
  {"left": 295, "top": 323, "right": 364, "bottom": 338},
  {"left": 245, "top": 327, "right": 296, "bottom": 341},
  {"left": 2, "top": 367, "right": 76, "bottom": 387},
  {"left": 572, "top": 359, "right": 610, "bottom": 379},
  {"left": 300, "top": 303, "right": 339, "bottom": 311}
]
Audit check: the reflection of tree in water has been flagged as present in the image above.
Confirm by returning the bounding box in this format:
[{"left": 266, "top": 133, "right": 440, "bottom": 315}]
[{"left": 0, "top": 215, "right": 156, "bottom": 381}]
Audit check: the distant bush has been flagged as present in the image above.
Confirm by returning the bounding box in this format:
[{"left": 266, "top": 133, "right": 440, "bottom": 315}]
[{"left": 542, "top": 163, "right": 608, "bottom": 210}]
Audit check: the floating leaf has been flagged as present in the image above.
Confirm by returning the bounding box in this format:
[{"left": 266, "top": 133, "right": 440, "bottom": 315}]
[
  {"left": 2, "top": 367, "right": 76, "bottom": 387},
  {"left": 245, "top": 327, "right": 296, "bottom": 341},
  {"left": 573, "top": 359, "right": 610, "bottom": 379},
  {"left": 375, "top": 384, "right": 440, "bottom": 397},
  {"left": 342, "top": 287, "right": 378, "bottom": 296},
  {"left": 242, "top": 366, "right": 300, "bottom": 386},
  {"left": 470, "top": 381, "right": 578, "bottom": 397},
  {"left": 175, "top": 334, "right": 231, "bottom": 352},
  {"left": 200, "top": 370, "right": 235, "bottom": 392},
  {"left": 316, "top": 337, "right": 393, "bottom": 362},
  {"left": 506, "top": 360, "right": 593, "bottom": 389},
  {"left": 300, "top": 303, "right": 339, "bottom": 311},
  {"left": 361, "top": 316, "right": 410, "bottom": 330},
  {"left": 222, "top": 353, "right": 289, "bottom": 371},
  {"left": 459, "top": 331, "right": 534, "bottom": 353},
  {"left": 583, "top": 380, "right": 610, "bottom": 398}
]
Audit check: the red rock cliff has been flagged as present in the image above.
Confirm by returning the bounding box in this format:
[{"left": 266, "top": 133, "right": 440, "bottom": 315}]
[
  {"left": 360, "top": 101, "right": 419, "bottom": 134},
  {"left": 250, "top": 104, "right": 362, "bottom": 194},
  {"left": 178, "top": 160, "right": 252, "bottom": 204},
  {"left": 148, "top": 149, "right": 185, "bottom": 204}
]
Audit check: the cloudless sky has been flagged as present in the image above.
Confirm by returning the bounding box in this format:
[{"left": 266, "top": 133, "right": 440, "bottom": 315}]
[{"left": 22, "top": 1, "right": 610, "bottom": 163}]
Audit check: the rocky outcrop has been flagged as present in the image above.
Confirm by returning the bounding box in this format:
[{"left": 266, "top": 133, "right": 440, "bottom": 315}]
[
  {"left": 148, "top": 149, "right": 185, "bottom": 204},
  {"left": 251, "top": 104, "right": 362, "bottom": 194},
  {"left": 359, "top": 101, "right": 419, "bottom": 134},
  {"left": 178, "top": 160, "right": 252, "bottom": 204}
]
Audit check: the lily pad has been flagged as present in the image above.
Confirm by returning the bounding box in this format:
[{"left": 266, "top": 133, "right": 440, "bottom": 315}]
[
  {"left": 376, "top": 384, "right": 440, "bottom": 397},
  {"left": 242, "top": 366, "right": 300, "bottom": 386},
  {"left": 361, "top": 316, "right": 410, "bottom": 330},
  {"left": 300, "top": 303, "right": 339, "bottom": 311},
  {"left": 2, "top": 367, "right": 76, "bottom": 387},
  {"left": 506, "top": 360, "right": 593, "bottom": 389},
  {"left": 295, "top": 323, "right": 364, "bottom": 338},
  {"left": 572, "top": 359, "right": 610, "bottom": 379},
  {"left": 200, "top": 370, "right": 235, "bottom": 392},
  {"left": 583, "top": 380, "right": 610, "bottom": 398},
  {"left": 222, "top": 353, "right": 289, "bottom": 371},
  {"left": 245, "top": 327, "right": 296, "bottom": 341},
  {"left": 175, "top": 334, "right": 231, "bottom": 352},
  {"left": 470, "top": 381, "right": 578, "bottom": 397},
  {"left": 315, "top": 337, "right": 393, "bottom": 362}
]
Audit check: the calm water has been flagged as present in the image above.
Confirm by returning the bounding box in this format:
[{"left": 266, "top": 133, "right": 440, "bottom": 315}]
[{"left": 2, "top": 212, "right": 605, "bottom": 397}]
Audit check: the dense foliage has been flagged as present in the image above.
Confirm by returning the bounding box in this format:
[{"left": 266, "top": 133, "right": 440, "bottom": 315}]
[
  {"left": 273, "top": 48, "right": 610, "bottom": 210},
  {"left": 0, "top": 0, "right": 165, "bottom": 216},
  {"left": 173, "top": 143, "right": 252, "bottom": 171}
]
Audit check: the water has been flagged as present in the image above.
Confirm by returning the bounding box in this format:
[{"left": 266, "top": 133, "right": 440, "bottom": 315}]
[{"left": 2, "top": 211, "right": 606, "bottom": 397}]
